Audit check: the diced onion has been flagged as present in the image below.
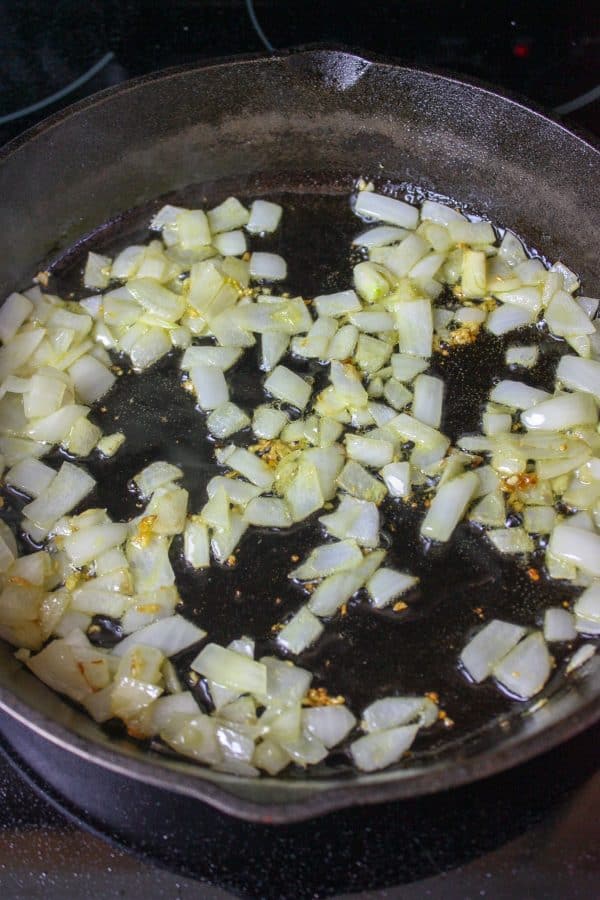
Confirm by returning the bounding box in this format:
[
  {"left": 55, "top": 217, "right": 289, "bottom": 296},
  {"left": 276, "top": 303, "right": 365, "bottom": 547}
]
[
  {"left": 367, "top": 567, "right": 418, "bottom": 608},
  {"left": 354, "top": 191, "right": 419, "bottom": 229},
  {"left": 543, "top": 607, "right": 576, "bottom": 642},
  {"left": 460, "top": 619, "right": 526, "bottom": 683},
  {"left": 246, "top": 200, "right": 282, "bottom": 235},
  {"left": 350, "top": 724, "right": 419, "bottom": 772},
  {"left": 277, "top": 606, "right": 324, "bottom": 655},
  {"left": 492, "top": 632, "right": 551, "bottom": 700}
]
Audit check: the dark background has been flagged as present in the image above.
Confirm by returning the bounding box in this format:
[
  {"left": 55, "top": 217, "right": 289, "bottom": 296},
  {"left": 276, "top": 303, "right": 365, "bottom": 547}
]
[{"left": 0, "top": 2, "right": 598, "bottom": 897}]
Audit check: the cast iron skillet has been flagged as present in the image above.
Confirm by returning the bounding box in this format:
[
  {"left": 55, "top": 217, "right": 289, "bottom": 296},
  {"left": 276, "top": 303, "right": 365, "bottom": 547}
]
[{"left": 0, "top": 49, "right": 598, "bottom": 824}]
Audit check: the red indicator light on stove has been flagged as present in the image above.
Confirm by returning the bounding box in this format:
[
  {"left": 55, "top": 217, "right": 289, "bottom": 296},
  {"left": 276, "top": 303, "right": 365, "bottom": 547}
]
[{"left": 513, "top": 41, "right": 531, "bottom": 59}]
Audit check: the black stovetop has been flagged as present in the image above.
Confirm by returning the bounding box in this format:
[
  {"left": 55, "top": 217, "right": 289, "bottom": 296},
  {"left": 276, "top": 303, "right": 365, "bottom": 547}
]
[{"left": 0, "top": 2, "right": 598, "bottom": 897}]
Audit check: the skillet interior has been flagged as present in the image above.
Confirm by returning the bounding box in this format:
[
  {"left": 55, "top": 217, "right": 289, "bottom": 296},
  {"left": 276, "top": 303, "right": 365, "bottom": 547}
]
[{"left": 0, "top": 49, "right": 598, "bottom": 822}]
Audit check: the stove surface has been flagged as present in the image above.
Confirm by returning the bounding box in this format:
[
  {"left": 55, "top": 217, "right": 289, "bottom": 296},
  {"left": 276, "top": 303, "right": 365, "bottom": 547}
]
[{"left": 0, "top": 1, "right": 598, "bottom": 897}]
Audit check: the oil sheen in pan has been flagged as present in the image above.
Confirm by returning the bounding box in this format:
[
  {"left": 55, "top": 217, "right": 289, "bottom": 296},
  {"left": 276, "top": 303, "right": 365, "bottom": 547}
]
[{"left": 15, "top": 177, "right": 586, "bottom": 776}]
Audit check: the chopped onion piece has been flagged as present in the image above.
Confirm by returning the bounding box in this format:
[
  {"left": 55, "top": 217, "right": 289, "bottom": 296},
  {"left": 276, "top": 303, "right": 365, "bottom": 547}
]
[
  {"left": 207, "top": 197, "right": 249, "bottom": 233},
  {"left": 180, "top": 345, "right": 242, "bottom": 371},
  {"left": 486, "top": 304, "right": 535, "bottom": 336},
  {"left": 244, "top": 497, "right": 291, "bottom": 528},
  {"left": 556, "top": 356, "right": 600, "bottom": 402},
  {"left": 350, "top": 724, "right": 419, "bottom": 772},
  {"left": 492, "top": 632, "right": 551, "bottom": 700},
  {"left": 337, "top": 460, "right": 387, "bottom": 504},
  {"left": 252, "top": 405, "right": 288, "bottom": 439},
  {"left": 566, "top": 644, "right": 597, "bottom": 673},
  {"left": 212, "top": 230, "right": 246, "bottom": 257},
  {"left": 319, "top": 495, "right": 379, "bottom": 548},
  {"left": 506, "top": 345, "right": 539, "bottom": 369},
  {"left": 490, "top": 380, "right": 550, "bottom": 410},
  {"left": 521, "top": 392, "right": 597, "bottom": 431},
  {"left": 290, "top": 540, "right": 363, "bottom": 580},
  {"left": 390, "top": 354, "right": 428, "bottom": 383},
  {"left": 308, "top": 549, "right": 385, "bottom": 617},
  {"left": 314, "top": 290, "right": 361, "bottom": 318},
  {"left": 277, "top": 606, "right": 324, "bottom": 655},
  {"left": 461, "top": 249, "right": 487, "bottom": 299},
  {"left": 362, "top": 696, "right": 436, "bottom": 731},
  {"left": 0, "top": 292, "right": 33, "bottom": 343},
  {"left": 192, "top": 643, "right": 266, "bottom": 695},
  {"left": 574, "top": 582, "right": 600, "bottom": 625},
  {"left": 544, "top": 607, "right": 576, "bottom": 642},
  {"left": 226, "top": 447, "right": 274, "bottom": 489},
  {"left": 63, "top": 522, "right": 128, "bottom": 567},
  {"left": 549, "top": 525, "right": 600, "bottom": 577},
  {"left": 183, "top": 518, "right": 210, "bottom": 568},
  {"left": 421, "top": 200, "right": 464, "bottom": 225},
  {"left": 412, "top": 374, "right": 444, "bottom": 428},
  {"left": 207, "top": 402, "right": 250, "bottom": 439},
  {"left": 133, "top": 461, "right": 183, "bottom": 499},
  {"left": 96, "top": 431, "right": 125, "bottom": 458},
  {"left": 546, "top": 290, "right": 594, "bottom": 337},
  {"left": 189, "top": 364, "right": 229, "bottom": 410},
  {"left": 246, "top": 199, "right": 282, "bottom": 234},
  {"left": 113, "top": 615, "right": 204, "bottom": 659},
  {"left": 487, "top": 527, "right": 533, "bottom": 555},
  {"left": 302, "top": 705, "right": 356, "bottom": 747},
  {"left": 354, "top": 262, "right": 391, "bottom": 303},
  {"left": 523, "top": 506, "right": 556, "bottom": 534},
  {"left": 84, "top": 252, "right": 112, "bottom": 289},
  {"left": 460, "top": 619, "right": 527, "bottom": 683},
  {"left": 352, "top": 225, "right": 406, "bottom": 247},
  {"left": 393, "top": 297, "right": 433, "bottom": 358},
  {"left": 22, "top": 462, "right": 95, "bottom": 531},
  {"left": 354, "top": 191, "right": 419, "bottom": 229},
  {"left": 367, "top": 568, "right": 418, "bottom": 608},
  {"left": 249, "top": 252, "right": 287, "bottom": 282},
  {"left": 5, "top": 458, "right": 56, "bottom": 498},
  {"left": 380, "top": 461, "right": 411, "bottom": 498},
  {"left": 421, "top": 471, "right": 478, "bottom": 542},
  {"left": 264, "top": 365, "right": 311, "bottom": 411},
  {"left": 345, "top": 434, "right": 394, "bottom": 468}
]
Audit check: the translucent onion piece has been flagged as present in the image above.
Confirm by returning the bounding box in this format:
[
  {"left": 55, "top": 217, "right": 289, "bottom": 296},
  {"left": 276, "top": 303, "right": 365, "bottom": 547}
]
[
  {"left": 249, "top": 253, "right": 287, "bottom": 282},
  {"left": 355, "top": 191, "right": 419, "bottom": 229},
  {"left": 556, "top": 356, "right": 600, "bottom": 402},
  {"left": 133, "top": 461, "right": 183, "bottom": 499},
  {"left": 192, "top": 644, "right": 267, "bottom": 695},
  {"left": 350, "top": 724, "right": 419, "bottom": 772},
  {"left": 566, "top": 644, "right": 597, "bottom": 673},
  {"left": 114, "top": 615, "right": 205, "bottom": 659},
  {"left": 319, "top": 495, "right": 380, "bottom": 548},
  {"left": 492, "top": 632, "right": 552, "bottom": 700},
  {"left": 490, "top": 380, "right": 550, "bottom": 410},
  {"left": 362, "top": 696, "right": 437, "bottom": 732},
  {"left": 22, "top": 462, "right": 95, "bottom": 531},
  {"left": 290, "top": 540, "right": 363, "bottom": 581},
  {"left": 264, "top": 365, "right": 312, "bottom": 411},
  {"left": 460, "top": 619, "right": 527, "bottom": 683},
  {"left": 367, "top": 568, "right": 418, "bottom": 608},
  {"left": 574, "top": 583, "right": 600, "bottom": 626},
  {"left": 0, "top": 292, "right": 33, "bottom": 343},
  {"left": 302, "top": 705, "right": 356, "bottom": 748},
  {"left": 277, "top": 606, "right": 324, "bottom": 655},
  {"left": 246, "top": 199, "right": 282, "bottom": 234},
  {"left": 421, "top": 471, "right": 478, "bottom": 542},
  {"left": 543, "top": 607, "right": 576, "bottom": 642},
  {"left": 549, "top": 525, "right": 600, "bottom": 577},
  {"left": 521, "top": 392, "right": 597, "bottom": 431}
]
